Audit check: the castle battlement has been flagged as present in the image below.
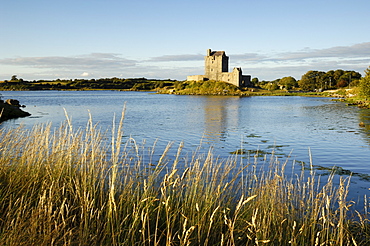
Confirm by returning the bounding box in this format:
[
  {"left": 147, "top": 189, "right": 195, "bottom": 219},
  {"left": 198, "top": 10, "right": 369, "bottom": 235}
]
[{"left": 187, "top": 49, "right": 251, "bottom": 87}]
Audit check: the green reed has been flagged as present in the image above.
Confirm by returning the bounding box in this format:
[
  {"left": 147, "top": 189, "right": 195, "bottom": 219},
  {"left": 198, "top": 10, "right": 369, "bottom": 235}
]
[{"left": 0, "top": 111, "right": 369, "bottom": 245}]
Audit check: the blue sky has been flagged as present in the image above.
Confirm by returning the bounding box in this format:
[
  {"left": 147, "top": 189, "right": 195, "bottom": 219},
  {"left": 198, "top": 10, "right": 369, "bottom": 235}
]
[{"left": 1, "top": 0, "right": 370, "bottom": 81}]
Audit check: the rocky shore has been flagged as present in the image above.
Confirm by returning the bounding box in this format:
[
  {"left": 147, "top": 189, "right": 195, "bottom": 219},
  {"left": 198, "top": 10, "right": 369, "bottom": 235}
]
[{"left": 0, "top": 99, "right": 31, "bottom": 123}]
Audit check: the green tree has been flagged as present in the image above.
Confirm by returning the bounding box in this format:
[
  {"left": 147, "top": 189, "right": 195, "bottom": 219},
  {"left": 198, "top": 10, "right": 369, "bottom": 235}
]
[
  {"left": 279, "top": 76, "right": 297, "bottom": 90},
  {"left": 9, "top": 75, "right": 20, "bottom": 82},
  {"left": 265, "top": 82, "right": 278, "bottom": 91},
  {"left": 359, "top": 67, "right": 370, "bottom": 99},
  {"left": 322, "top": 71, "right": 334, "bottom": 89},
  {"left": 251, "top": 77, "right": 259, "bottom": 86},
  {"left": 333, "top": 69, "right": 345, "bottom": 82},
  {"left": 298, "top": 71, "right": 325, "bottom": 91},
  {"left": 339, "top": 71, "right": 361, "bottom": 87}
]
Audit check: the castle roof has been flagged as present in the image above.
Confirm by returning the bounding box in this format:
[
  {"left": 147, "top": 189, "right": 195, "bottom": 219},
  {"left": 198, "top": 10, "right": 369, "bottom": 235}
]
[{"left": 211, "top": 51, "right": 226, "bottom": 56}]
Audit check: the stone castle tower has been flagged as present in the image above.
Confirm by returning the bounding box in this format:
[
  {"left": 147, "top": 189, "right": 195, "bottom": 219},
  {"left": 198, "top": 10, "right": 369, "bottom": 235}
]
[
  {"left": 187, "top": 49, "right": 250, "bottom": 87},
  {"left": 205, "top": 49, "right": 229, "bottom": 80}
]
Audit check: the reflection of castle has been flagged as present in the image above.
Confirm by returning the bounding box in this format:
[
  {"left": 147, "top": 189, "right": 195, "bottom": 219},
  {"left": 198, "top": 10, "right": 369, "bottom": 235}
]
[
  {"left": 201, "top": 96, "right": 241, "bottom": 143},
  {"left": 187, "top": 49, "right": 251, "bottom": 87}
]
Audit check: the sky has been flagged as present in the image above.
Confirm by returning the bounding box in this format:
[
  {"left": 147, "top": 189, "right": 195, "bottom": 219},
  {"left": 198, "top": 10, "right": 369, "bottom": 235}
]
[{"left": 1, "top": 0, "right": 370, "bottom": 81}]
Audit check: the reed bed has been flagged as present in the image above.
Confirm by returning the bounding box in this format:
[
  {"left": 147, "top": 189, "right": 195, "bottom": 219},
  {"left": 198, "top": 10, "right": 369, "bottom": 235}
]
[{"left": 0, "top": 112, "right": 369, "bottom": 245}]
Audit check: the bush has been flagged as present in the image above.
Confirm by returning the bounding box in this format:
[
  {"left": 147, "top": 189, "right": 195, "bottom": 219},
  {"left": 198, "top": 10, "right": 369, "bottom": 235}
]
[
  {"left": 337, "top": 80, "right": 348, "bottom": 88},
  {"left": 360, "top": 67, "right": 370, "bottom": 99}
]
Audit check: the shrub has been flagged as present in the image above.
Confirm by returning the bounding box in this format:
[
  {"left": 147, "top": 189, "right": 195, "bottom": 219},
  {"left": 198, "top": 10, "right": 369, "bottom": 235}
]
[{"left": 360, "top": 67, "right": 370, "bottom": 99}]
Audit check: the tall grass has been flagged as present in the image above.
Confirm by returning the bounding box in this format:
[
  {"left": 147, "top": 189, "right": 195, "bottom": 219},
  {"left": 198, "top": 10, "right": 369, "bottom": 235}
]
[{"left": 0, "top": 112, "right": 369, "bottom": 245}]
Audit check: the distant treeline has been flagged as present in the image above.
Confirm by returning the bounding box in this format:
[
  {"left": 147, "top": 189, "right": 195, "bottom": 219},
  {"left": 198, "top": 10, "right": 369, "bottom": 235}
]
[
  {"left": 252, "top": 69, "right": 362, "bottom": 91},
  {"left": 0, "top": 68, "right": 365, "bottom": 92},
  {"left": 0, "top": 76, "right": 177, "bottom": 91}
]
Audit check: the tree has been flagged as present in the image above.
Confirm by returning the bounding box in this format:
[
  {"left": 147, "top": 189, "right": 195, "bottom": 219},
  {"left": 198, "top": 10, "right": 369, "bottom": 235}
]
[
  {"left": 279, "top": 76, "right": 297, "bottom": 90},
  {"left": 338, "top": 71, "right": 361, "bottom": 86},
  {"left": 10, "top": 75, "right": 19, "bottom": 82},
  {"left": 333, "top": 69, "right": 345, "bottom": 82},
  {"left": 322, "top": 71, "right": 334, "bottom": 89},
  {"left": 336, "top": 80, "right": 348, "bottom": 88},
  {"left": 251, "top": 77, "right": 259, "bottom": 86},
  {"left": 266, "top": 82, "right": 278, "bottom": 91},
  {"left": 359, "top": 66, "right": 370, "bottom": 99},
  {"left": 298, "top": 71, "right": 325, "bottom": 91},
  {"left": 348, "top": 70, "right": 362, "bottom": 80}
]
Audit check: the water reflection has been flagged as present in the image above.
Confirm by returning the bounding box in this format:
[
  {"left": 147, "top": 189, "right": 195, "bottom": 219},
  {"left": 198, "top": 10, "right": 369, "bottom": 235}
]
[
  {"left": 202, "top": 96, "right": 241, "bottom": 143},
  {"left": 1, "top": 91, "right": 369, "bottom": 176},
  {"left": 359, "top": 109, "right": 370, "bottom": 145}
]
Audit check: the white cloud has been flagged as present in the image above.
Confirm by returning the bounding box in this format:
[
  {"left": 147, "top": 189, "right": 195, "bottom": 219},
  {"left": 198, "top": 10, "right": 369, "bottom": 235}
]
[
  {"left": 148, "top": 54, "right": 204, "bottom": 62},
  {"left": 0, "top": 53, "right": 139, "bottom": 80},
  {"left": 229, "top": 42, "right": 370, "bottom": 80},
  {"left": 272, "top": 42, "right": 370, "bottom": 61},
  {"left": 81, "top": 72, "right": 90, "bottom": 77},
  {"left": 0, "top": 53, "right": 137, "bottom": 70}
]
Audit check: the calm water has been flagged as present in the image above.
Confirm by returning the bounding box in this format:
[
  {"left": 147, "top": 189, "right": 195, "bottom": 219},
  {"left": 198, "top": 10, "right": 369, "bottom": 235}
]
[{"left": 1, "top": 90, "right": 370, "bottom": 202}]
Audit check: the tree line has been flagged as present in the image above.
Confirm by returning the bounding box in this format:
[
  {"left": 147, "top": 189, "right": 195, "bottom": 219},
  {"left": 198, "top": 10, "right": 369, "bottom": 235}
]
[
  {"left": 2, "top": 67, "right": 370, "bottom": 99},
  {"left": 0, "top": 76, "right": 177, "bottom": 91},
  {"left": 252, "top": 69, "right": 362, "bottom": 91}
]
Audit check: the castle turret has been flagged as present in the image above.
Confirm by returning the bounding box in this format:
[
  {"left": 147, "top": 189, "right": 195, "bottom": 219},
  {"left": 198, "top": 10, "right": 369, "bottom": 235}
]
[{"left": 204, "top": 49, "right": 229, "bottom": 81}]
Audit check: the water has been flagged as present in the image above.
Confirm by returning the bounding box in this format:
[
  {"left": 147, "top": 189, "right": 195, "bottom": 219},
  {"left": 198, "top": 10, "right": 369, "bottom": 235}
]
[{"left": 1, "top": 90, "right": 370, "bottom": 204}]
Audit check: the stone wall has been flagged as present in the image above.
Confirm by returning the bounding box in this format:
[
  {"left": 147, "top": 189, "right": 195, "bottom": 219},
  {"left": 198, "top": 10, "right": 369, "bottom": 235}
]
[{"left": 187, "top": 75, "right": 206, "bottom": 81}]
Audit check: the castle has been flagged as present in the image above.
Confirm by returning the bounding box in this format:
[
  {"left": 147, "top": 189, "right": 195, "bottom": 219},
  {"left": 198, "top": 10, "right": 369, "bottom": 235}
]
[{"left": 187, "top": 49, "right": 251, "bottom": 87}]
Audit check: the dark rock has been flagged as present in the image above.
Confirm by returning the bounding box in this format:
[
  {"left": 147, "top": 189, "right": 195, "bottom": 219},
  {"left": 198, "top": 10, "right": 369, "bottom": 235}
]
[{"left": 0, "top": 99, "right": 31, "bottom": 123}]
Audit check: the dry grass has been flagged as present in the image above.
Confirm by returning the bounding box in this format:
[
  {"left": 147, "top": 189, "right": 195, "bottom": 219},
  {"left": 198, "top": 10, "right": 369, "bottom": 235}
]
[{"left": 0, "top": 111, "right": 369, "bottom": 245}]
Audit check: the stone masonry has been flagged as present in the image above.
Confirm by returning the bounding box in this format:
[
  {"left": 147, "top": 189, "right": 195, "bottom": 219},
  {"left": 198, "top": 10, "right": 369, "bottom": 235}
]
[{"left": 187, "top": 49, "right": 251, "bottom": 87}]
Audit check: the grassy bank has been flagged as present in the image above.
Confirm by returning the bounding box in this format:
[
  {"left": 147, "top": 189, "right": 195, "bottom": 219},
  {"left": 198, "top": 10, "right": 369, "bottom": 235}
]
[
  {"left": 158, "top": 80, "right": 326, "bottom": 97},
  {"left": 322, "top": 88, "right": 370, "bottom": 109},
  {"left": 0, "top": 113, "right": 369, "bottom": 245}
]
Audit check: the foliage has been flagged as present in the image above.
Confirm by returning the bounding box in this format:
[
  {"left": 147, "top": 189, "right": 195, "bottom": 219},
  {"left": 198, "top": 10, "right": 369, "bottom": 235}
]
[
  {"left": 337, "top": 79, "right": 348, "bottom": 88},
  {"left": 359, "top": 66, "right": 370, "bottom": 99},
  {"left": 10, "top": 75, "right": 19, "bottom": 82},
  {"left": 298, "top": 70, "right": 361, "bottom": 91},
  {"left": 173, "top": 80, "right": 242, "bottom": 95},
  {"left": 251, "top": 77, "right": 259, "bottom": 86},
  {"left": 298, "top": 71, "right": 325, "bottom": 91},
  {"left": 279, "top": 76, "right": 298, "bottom": 90},
  {"left": 265, "top": 82, "right": 279, "bottom": 91},
  {"left": 0, "top": 77, "right": 176, "bottom": 91}
]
